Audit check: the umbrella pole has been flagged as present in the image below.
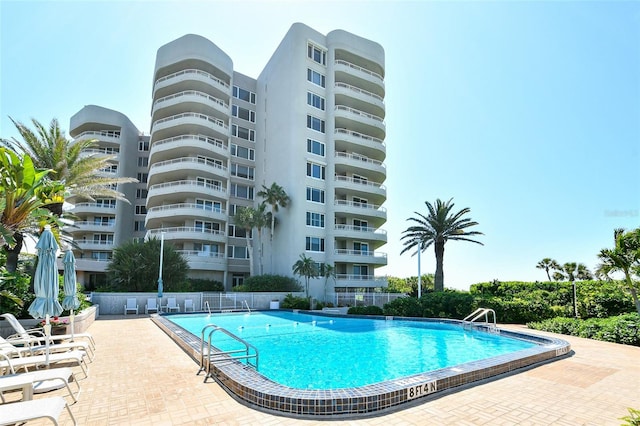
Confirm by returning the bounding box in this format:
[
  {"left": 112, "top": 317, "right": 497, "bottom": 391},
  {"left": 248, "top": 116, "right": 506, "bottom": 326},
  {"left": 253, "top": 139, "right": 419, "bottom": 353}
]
[
  {"left": 44, "top": 314, "right": 51, "bottom": 367},
  {"left": 70, "top": 310, "right": 75, "bottom": 341}
]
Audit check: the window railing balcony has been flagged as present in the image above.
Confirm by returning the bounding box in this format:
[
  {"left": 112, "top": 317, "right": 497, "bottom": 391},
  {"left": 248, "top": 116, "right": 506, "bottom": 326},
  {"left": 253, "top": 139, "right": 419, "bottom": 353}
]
[
  {"left": 147, "top": 203, "right": 226, "bottom": 216},
  {"left": 335, "top": 274, "right": 387, "bottom": 283},
  {"left": 148, "top": 179, "right": 227, "bottom": 194},
  {"left": 334, "top": 199, "right": 386, "bottom": 212},
  {"left": 150, "top": 156, "right": 228, "bottom": 173},
  {"left": 334, "top": 249, "right": 387, "bottom": 258},
  {"left": 155, "top": 68, "right": 230, "bottom": 90},
  {"left": 335, "top": 152, "right": 385, "bottom": 168},
  {"left": 334, "top": 128, "right": 385, "bottom": 146},
  {"left": 73, "top": 130, "right": 121, "bottom": 140},
  {"left": 153, "top": 90, "right": 229, "bottom": 110},
  {"left": 152, "top": 134, "right": 227, "bottom": 151},
  {"left": 334, "top": 175, "right": 385, "bottom": 191},
  {"left": 73, "top": 202, "right": 116, "bottom": 209},
  {"left": 81, "top": 147, "right": 120, "bottom": 156},
  {"left": 334, "top": 82, "right": 383, "bottom": 102},
  {"left": 152, "top": 112, "right": 228, "bottom": 131},
  {"left": 147, "top": 227, "right": 226, "bottom": 238},
  {"left": 334, "top": 60, "right": 383, "bottom": 81},
  {"left": 176, "top": 250, "right": 226, "bottom": 259},
  {"left": 335, "top": 105, "right": 384, "bottom": 124}
]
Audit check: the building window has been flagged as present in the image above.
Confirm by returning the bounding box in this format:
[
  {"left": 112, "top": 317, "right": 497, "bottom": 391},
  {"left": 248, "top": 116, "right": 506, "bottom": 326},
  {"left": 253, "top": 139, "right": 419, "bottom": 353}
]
[
  {"left": 307, "top": 115, "right": 325, "bottom": 133},
  {"left": 305, "top": 236, "right": 325, "bottom": 252},
  {"left": 135, "top": 205, "right": 147, "bottom": 215},
  {"left": 231, "top": 144, "right": 255, "bottom": 161},
  {"left": 231, "top": 163, "right": 255, "bottom": 180},
  {"left": 232, "top": 124, "right": 255, "bottom": 141},
  {"left": 93, "top": 234, "right": 113, "bottom": 244},
  {"left": 307, "top": 44, "right": 326, "bottom": 65},
  {"left": 306, "top": 187, "right": 325, "bottom": 204},
  {"left": 196, "top": 177, "right": 222, "bottom": 189},
  {"left": 227, "top": 245, "right": 249, "bottom": 259},
  {"left": 93, "top": 216, "right": 114, "bottom": 226},
  {"left": 307, "top": 92, "right": 325, "bottom": 110},
  {"left": 138, "top": 140, "right": 149, "bottom": 151},
  {"left": 229, "top": 204, "right": 238, "bottom": 216},
  {"left": 136, "top": 188, "right": 148, "bottom": 199},
  {"left": 100, "top": 164, "right": 118, "bottom": 174},
  {"left": 137, "top": 173, "right": 148, "bottom": 183},
  {"left": 306, "top": 212, "right": 325, "bottom": 228},
  {"left": 91, "top": 251, "right": 111, "bottom": 261},
  {"left": 195, "top": 220, "right": 219, "bottom": 232},
  {"left": 137, "top": 157, "right": 149, "bottom": 167},
  {"left": 232, "top": 274, "right": 245, "bottom": 287},
  {"left": 232, "top": 105, "right": 256, "bottom": 122},
  {"left": 194, "top": 243, "right": 219, "bottom": 255},
  {"left": 353, "top": 264, "right": 369, "bottom": 276},
  {"left": 228, "top": 224, "right": 251, "bottom": 238},
  {"left": 354, "top": 242, "right": 369, "bottom": 253},
  {"left": 307, "top": 69, "right": 325, "bottom": 88},
  {"left": 307, "top": 139, "right": 325, "bottom": 157},
  {"left": 134, "top": 220, "right": 146, "bottom": 232},
  {"left": 230, "top": 183, "right": 254, "bottom": 200},
  {"left": 306, "top": 162, "right": 325, "bottom": 180},
  {"left": 232, "top": 86, "right": 256, "bottom": 104},
  {"left": 196, "top": 199, "right": 221, "bottom": 212},
  {"left": 96, "top": 199, "right": 116, "bottom": 208}
]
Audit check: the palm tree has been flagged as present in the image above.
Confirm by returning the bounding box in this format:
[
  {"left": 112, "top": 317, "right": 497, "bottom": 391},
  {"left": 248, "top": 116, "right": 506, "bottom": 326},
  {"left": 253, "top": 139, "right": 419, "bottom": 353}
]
[
  {"left": 0, "top": 148, "right": 60, "bottom": 272},
  {"left": 401, "top": 198, "right": 483, "bottom": 291},
  {"left": 292, "top": 253, "right": 319, "bottom": 299},
  {"left": 233, "top": 206, "right": 257, "bottom": 277},
  {"left": 2, "top": 118, "right": 137, "bottom": 202},
  {"left": 552, "top": 261, "right": 593, "bottom": 318},
  {"left": 253, "top": 203, "right": 271, "bottom": 275},
  {"left": 536, "top": 258, "right": 560, "bottom": 281},
  {"left": 596, "top": 228, "right": 640, "bottom": 315},
  {"left": 319, "top": 263, "right": 336, "bottom": 303},
  {"left": 257, "top": 183, "right": 290, "bottom": 242}
]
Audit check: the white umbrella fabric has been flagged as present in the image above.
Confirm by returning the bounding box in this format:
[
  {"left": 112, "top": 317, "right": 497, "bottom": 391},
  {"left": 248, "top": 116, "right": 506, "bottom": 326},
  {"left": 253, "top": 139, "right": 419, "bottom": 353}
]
[
  {"left": 27, "top": 225, "right": 62, "bottom": 365},
  {"left": 62, "top": 250, "right": 80, "bottom": 340}
]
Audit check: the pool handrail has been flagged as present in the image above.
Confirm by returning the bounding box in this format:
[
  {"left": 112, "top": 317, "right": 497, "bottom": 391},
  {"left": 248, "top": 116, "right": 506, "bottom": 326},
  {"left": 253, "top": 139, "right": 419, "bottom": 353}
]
[
  {"left": 197, "top": 323, "right": 259, "bottom": 382},
  {"left": 463, "top": 307, "right": 497, "bottom": 328}
]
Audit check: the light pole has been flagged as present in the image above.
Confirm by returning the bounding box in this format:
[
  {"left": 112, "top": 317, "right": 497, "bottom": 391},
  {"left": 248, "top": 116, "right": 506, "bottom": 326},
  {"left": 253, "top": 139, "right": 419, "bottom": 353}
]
[
  {"left": 157, "top": 232, "right": 165, "bottom": 307},
  {"left": 417, "top": 240, "right": 422, "bottom": 299}
]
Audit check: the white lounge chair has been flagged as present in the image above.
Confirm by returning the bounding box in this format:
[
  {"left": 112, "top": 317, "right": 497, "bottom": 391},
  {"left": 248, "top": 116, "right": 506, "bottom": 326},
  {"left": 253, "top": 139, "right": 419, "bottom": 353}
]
[
  {"left": 124, "top": 298, "right": 139, "bottom": 315},
  {"left": 0, "top": 347, "right": 88, "bottom": 379},
  {"left": 0, "top": 396, "right": 77, "bottom": 425},
  {"left": 0, "top": 367, "right": 80, "bottom": 403},
  {"left": 1, "top": 313, "right": 95, "bottom": 350},
  {"left": 0, "top": 336, "right": 92, "bottom": 363},
  {"left": 166, "top": 297, "right": 180, "bottom": 313},
  {"left": 145, "top": 298, "right": 159, "bottom": 314},
  {"left": 184, "top": 299, "right": 194, "bottom": 312}
]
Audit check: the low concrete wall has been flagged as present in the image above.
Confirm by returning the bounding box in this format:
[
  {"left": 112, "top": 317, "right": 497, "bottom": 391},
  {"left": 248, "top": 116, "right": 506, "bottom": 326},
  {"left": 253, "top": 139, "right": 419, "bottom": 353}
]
[
  {"left": 90, "top": 292, "right": 203, "bottom": 315},
  {"left": 0, "top": 305, "right": 98, "bottom": 338}
]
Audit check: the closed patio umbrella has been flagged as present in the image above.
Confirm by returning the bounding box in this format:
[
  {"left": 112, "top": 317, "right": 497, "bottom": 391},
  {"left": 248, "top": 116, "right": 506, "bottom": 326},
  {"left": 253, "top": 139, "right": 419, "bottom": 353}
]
[
  {"left": 27, "top": 225, "right": 62, "bottom": 365},
  {"left": 62, "top": 250, "right": 80, "bottom": 340}
]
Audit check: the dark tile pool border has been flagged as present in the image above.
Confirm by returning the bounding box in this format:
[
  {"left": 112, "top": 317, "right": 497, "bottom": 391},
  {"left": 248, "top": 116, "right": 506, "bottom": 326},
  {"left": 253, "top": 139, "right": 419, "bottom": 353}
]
[{"left": 151, "top": 311, "right": 570, "bottom": 418}]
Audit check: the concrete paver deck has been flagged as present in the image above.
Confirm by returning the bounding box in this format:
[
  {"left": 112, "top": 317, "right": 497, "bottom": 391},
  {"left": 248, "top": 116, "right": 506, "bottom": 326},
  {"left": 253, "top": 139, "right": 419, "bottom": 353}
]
[{"left": 5, "top": 316, "right": 639, "bottom": 425}]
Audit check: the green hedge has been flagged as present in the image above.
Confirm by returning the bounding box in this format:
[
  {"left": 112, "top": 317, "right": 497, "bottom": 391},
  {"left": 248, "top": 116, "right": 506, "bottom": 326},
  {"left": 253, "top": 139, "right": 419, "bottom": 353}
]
[
  {"left": 233, "top": 275, "right": 302, "bottom": 292},
  {"left": 281, "top": 293, "right": 310, "bottom": 309},
  {"left": 528, "top": 313, "right": 640, "bottom": 346},
  {"left": 348, "top": 305, "right": 384, "bottom": 315}
]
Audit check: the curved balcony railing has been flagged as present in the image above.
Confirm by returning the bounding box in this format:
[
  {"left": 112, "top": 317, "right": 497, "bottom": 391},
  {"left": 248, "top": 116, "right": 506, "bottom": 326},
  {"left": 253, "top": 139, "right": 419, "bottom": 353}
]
[
  {"left": 334, "top": 224, "right": 386, "bottom": 235},
  {"left": 147, "top": 227, "right": 226, "bottom": 238},
  {"left": 335, "top": 105, "right": 384, "bottom": 124},
  {"left": 152, "top": 134, "right": 227, "bottom": 151},
  {"left": 73, "top": 130, "right": 121, "bottom": 140},
  {"left": 148, "top": 179, "right": 226, "bottom": 193},
  {"left": 73, "top": 202, "right": 117, "bottom": 209},
  {"left": 334, "top": 249, "right": 387, "bottom": 258},
  {"left": 150, "top": 156, "right": 227, "bottom": 173},
  {"left": 153, "top": 90, "right": 229, "bottom": 110},
  {"left": 147, "top": 203, "right": 226, "bottom": 216},
  {"left": 82, "top": 147, "right": 119, "bottom": 155},
  {"left": 335, "top": 152, "right": 385, "bottom": 168},
  {"left": 155, "top": 69, "right": 230, "bottom": 90},
  {"left": 176, "top": 250, "right": 226, "bottom": 259},
  {"left": 335, "top": 60, "right": 383, "bottom": 81},
  {"left": 152, "top": 112, "right": 228, "bottom": 130},
  {"left": 334, "top": 128, "right": 385, "bottom": 146},
  {"left": 334, "top": 199, "right": 386, "bottom": 212},
  {"left": 334, "top": 175, "right": 385, "bottom": 191},
  {"left": 335, "top": 82, "right": 383, "bottom": 102},
  {"left": 335, "top": 274, "right": 387, "bottom": 282}
]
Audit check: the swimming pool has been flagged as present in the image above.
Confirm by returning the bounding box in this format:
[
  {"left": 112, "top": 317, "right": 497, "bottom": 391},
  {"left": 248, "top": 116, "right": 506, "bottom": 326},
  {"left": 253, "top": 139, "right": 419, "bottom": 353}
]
[{"left": 153, "top": 311, "right": 570, "bottom": 417}]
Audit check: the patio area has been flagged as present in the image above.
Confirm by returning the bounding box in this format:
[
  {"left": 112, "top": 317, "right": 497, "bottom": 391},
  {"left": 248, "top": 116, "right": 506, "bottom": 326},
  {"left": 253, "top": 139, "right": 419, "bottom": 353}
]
[{"left": 5, "top": 314, "right": 639, "bottom": 425}]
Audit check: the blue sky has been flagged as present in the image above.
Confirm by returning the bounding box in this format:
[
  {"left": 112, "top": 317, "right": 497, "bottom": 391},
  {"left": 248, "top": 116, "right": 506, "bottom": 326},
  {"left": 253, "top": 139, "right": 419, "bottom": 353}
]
[{"left": 1, "top": 1, "right": 639, "bottom": 289}]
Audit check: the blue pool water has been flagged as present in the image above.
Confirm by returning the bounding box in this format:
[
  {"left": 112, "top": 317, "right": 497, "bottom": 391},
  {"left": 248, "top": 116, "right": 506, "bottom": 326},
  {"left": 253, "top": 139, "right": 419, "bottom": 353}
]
[{"left": 168, "top": 311, "right": 536, "bottom": 390}]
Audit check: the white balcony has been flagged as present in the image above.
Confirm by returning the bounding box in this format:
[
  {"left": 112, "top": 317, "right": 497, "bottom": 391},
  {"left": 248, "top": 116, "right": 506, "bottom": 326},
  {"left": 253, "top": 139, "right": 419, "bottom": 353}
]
[
  {"left": 334, "top": 82, "right": 384, "bottom": 118},
  {"left": 335, "top": 105, "right": 385, "bottom": 140},
  {"left": 334, "top": 224, "right": 387, "bottom": 244},
  {"left": 335, "top": 274, "right": 388, "bottom": 288},
  {"left": 333, "top": 200, "right": 387, "bottom": 223},
  {"left": 72, "top": 202, "right": 117, "bottom": 215},
  {"left": 334, "top": 176, "right": 386, "bottom": 204},
  {"left": 153, "top": 68, "right": 230, "bottom": 100},
  {"left": 72, "top": 258, "right": 110, "bottom": 273},
  {"left": 79, "top": 147, "right": 120, "bottom": 161},
  {"left": 146, "top": 203, "right": 227, "bottom": 227},
  {"left": 334, "top": 152, "right": 386, "bottom": 182},
  {"left": 334, "top": 128, "right": 385, "bottom": 161},
  {"left": 148, "top": 157, "right": 228, "bottom": 185},
  {"left": 151, "top": 112, "right": 228, "bottom": 141},
  {"left": 176, "top": 250, "right": 227, "bottom": 271},
  {"left": 334, "top": 59, "right": 385, "bottom": 97},
  {"left": 66, "top": 221, "right": 116, "bottom": 234},
  {"left": 147, "top": 227, "right": 227, "bottom": 244},
  {"left": 150, "top": 134, "right": 227, "bottom": 163},
  {"left": 333, "top": 249, "right": 387, "bottom": 265},
  {"left": 76, "top": 240, "right": 115, "bottom": 251},
  {"left": 152, "top": 90, "right": 229, "bottom": 123},
  {"left": 147, "top": 180, "right": 227, "bottom": 205},
  {"left": 73, "top": 130, "right": 121, "bottom": 144}
]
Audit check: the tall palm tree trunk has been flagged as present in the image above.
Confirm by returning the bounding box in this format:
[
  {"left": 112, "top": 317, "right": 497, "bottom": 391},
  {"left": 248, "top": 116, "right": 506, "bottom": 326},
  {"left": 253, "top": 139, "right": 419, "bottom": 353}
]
[
  {"left": 3, "top": 231, "right": 23, "bottom": 273},
  {"left": 434, "top": 240, "right": 445, "bottom": 292},
  {"left": 244, "top": 234, "right": 254, "bottom": 276}
]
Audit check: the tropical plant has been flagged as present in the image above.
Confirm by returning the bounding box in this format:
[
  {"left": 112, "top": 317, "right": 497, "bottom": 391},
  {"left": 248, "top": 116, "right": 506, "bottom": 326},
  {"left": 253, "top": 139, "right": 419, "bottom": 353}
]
[
  {"left": 596, "top": 228, "right": 640, "bottom": 315},
  {"left": 0, "top": 148, "right": 61, "bottom": 272},
  {"left": 319, "top": 263, "right": 336, "bottom": 302},
  {"left": 292, "top": 253, "right": 319, "bottom": 299},
  {"left": 105, "top": 238, "right": 189, "bottom": 292},
  {"left": 257, "top": 182, "right": 290, "bottom": 242},
  {"left": 233, "top": 205, "right": 271, "bottom": 276},
  {"left": 536, "top": 258, "right": 560, "bottom": 281},
  {"left": 2, "top": 118, "right": 137, "bottom": 202},
  {"left": 400, "top": 198, "right": 483, "bottom": 291}
]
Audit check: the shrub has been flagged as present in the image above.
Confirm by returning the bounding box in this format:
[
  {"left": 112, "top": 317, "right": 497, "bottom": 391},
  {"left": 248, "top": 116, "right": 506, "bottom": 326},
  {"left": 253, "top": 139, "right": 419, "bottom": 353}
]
[
  {"left": 528, "top": 313, "right": 640, "bottom": 346},
  {"left": 383, "top": 297, "right": 423, "bottom": 317},
  {"left": 233, "top": 275, "right": 302, "bottom": 292},
  {"left": 348, "top": 305, "right": 384, "bottom": 315},
  {"left": 281, "top": 293, "right": 310, "bottom": 309},
  {"left": 187, "top": 279, "right": 224, "bottom": 292},
  {"left": 421, "top": 291, "right": 475, "bottom": 319}
]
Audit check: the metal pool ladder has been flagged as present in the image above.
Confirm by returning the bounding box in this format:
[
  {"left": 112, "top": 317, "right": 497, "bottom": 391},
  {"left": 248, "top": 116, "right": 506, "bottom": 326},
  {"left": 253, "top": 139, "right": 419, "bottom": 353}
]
[
  {"left": 242, "top": 300, "right": 251, "bottom": 314},
  {"left": 197, "top": 324, "right": 259, "bottom": 383},
  {"left": 463, "top": 308, "right": 497, "bottom": 330}
]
